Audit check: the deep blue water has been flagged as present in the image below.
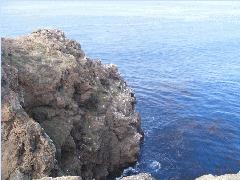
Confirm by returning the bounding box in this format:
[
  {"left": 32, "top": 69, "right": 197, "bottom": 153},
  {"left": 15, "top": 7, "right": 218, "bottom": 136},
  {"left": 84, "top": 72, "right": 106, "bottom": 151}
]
[{"left": 1, "top": 1, "right": 240, "bottom": 179}]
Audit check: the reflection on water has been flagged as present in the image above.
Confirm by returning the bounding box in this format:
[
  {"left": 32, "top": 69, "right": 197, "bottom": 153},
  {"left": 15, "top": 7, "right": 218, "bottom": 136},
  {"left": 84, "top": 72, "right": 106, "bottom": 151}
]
[{"left": 1, "top": 1, "right": 240, "bottom": 179}]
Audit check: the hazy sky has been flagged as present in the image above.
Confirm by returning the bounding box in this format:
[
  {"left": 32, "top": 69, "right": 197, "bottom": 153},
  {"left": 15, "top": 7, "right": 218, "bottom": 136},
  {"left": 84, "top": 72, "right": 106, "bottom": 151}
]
[{"left": 3, "top": 0, "right": 239, "bottom": 1}]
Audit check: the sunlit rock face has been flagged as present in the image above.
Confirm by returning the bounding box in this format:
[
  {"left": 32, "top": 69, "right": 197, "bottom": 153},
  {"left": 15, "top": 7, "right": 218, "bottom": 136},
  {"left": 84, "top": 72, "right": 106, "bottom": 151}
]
[
  {"left": 196, "top": 173, "right": 240, "bottom": 180},
  {"left": 1, "top": 68, "right": 56, "bottom": 180},
  {"left": 120, "top": 173, "right": 155, "bottom": 180},
  {"left": 1, "top": 29, "right": 143, "bottom": 180}
]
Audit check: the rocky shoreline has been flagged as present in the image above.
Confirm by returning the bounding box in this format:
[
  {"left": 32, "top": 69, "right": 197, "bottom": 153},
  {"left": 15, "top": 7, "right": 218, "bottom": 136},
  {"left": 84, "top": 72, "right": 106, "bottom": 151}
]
[
  {"left": 1, "top": 29, "right": 144, "bottom": 180},
  {"left": 1, "top": 29, "right": 239, "bottom": 180}
]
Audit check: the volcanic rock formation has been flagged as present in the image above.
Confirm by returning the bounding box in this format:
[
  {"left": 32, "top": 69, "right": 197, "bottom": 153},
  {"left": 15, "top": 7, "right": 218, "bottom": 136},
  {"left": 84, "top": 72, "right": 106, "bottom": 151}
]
[{"left": 1, "top": 29, "right": 143, "bottom": 180}]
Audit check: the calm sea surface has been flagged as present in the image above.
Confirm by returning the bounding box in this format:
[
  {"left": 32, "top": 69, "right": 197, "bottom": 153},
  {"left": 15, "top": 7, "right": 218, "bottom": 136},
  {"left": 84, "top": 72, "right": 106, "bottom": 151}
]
[{"left": 1, "top": 1, "right": 240, "bottom": 179}]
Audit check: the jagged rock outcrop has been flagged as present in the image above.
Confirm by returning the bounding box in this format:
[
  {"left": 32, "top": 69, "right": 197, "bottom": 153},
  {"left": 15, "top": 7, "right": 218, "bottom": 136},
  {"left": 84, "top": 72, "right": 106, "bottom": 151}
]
[
  {"left": 196, "top": 172, "right": 240, "bottom": 180},
  {"left": 120, "top": 173, "right": 154, "bottom": 180},
  {"left": 1, "top": 29, "right": 143, "bottom": 180}
]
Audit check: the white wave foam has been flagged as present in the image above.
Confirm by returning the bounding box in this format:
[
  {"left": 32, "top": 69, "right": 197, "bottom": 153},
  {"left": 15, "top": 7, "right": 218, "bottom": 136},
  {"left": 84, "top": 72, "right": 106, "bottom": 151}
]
[{"left": 149, "top": 160, "right": 161, "bottom": 172}]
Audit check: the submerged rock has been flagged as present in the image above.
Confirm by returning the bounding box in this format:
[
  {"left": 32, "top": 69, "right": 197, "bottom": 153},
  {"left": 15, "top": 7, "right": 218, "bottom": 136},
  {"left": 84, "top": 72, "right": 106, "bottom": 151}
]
[{"left": 1, "top": 29, "right": 143, "bottom": 180}]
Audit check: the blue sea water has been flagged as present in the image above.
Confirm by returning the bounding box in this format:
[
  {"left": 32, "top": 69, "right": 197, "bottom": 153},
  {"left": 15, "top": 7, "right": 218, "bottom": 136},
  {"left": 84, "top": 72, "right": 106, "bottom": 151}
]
[{"left": 1, "top": 1, "right": 240, "bottom": 179}]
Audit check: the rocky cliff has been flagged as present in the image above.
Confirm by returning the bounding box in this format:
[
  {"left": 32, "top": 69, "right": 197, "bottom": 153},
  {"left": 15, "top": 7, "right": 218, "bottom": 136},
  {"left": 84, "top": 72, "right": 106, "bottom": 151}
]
[{"left": 1, "top": 29, "right": 143, "bottom": 180}]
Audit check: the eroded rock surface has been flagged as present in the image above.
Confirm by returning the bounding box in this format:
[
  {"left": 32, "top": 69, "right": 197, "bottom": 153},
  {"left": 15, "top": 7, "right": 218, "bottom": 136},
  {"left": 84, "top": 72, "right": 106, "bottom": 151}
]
[
  {"left": 1, "top": 68, "right": 56, "bottom": 180},
  {"left": 120, "top": 173, "right": 154, "bottom": 180},
  {"left": 1, "top": 29, "right": 143, "bottom": 180},
  {"left": 36, "top": 176, "right": 82, "bottom": 180},
  {"left": 35, "top": 173, "right": 154, "bottom": 180},
  {"left": 196, "top": 172, "right": 240, "bottom": 180}
]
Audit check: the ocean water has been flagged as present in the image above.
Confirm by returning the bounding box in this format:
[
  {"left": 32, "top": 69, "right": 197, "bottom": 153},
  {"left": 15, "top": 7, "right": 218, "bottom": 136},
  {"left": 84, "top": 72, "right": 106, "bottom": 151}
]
[{"left": 1, "top": 1, "right": 240, "bottom": 179}]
